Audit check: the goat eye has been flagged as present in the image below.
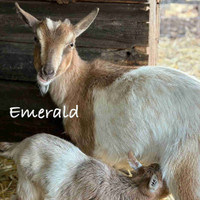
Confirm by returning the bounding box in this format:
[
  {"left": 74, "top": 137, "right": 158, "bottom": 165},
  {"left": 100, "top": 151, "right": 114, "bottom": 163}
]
[{"left": 70, "top": 43, "right": 74, "bottom": 47}]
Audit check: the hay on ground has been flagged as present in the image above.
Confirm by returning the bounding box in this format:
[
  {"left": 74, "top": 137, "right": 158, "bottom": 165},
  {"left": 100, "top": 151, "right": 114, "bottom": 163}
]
[
  {"left": 0, "top": 157, "right": 17, "bottom": 200},
  {"left": 158, "top": 31, "right": 200, "bottom": 79}
]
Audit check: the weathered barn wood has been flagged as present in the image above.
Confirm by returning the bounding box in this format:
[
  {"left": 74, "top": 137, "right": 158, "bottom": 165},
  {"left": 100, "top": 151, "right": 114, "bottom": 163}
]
[
  {"left": 26, "top": 0, "right": 149, "bottom": 3},
  {"left": 0, "top": 80, "right": 64, "bottom": 141},
  {"left": 0, "top": 1, "right": 149, "bottom": 60},
  {"left": 0, "top": 0, "right": 160, "bottom": 141}
]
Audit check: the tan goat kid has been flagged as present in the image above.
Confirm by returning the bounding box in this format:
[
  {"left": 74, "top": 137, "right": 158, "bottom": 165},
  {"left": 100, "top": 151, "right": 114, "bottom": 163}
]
[
  {"left": 0, "top": 134, "right": 169, "bottom": 200},
  {"left": 15, "top": 3, "right": 200, "bottom": 200}
]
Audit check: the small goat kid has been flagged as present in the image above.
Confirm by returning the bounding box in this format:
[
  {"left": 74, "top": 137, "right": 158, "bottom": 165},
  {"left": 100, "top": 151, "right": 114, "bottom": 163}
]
[
  {"left": 15, "top": 3, "right": 200, "bottom": 199},
  {"left": 0, "top": 134, "right": 169, "bottom": 200}
]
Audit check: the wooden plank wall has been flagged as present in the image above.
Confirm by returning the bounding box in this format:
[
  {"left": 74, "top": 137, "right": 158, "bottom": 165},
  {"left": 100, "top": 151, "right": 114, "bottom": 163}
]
[{"left": 0, "top": 0, "right": 150, "bottom": 141}]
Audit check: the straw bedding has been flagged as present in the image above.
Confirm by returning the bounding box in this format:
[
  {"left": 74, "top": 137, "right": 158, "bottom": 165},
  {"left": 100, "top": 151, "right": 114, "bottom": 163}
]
[{"left": 0, "top": 157, "right": 17, "bottom": 200}]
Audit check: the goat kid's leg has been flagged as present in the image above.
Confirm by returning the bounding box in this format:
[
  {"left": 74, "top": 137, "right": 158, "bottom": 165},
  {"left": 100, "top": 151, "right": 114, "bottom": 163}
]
[
  {"left": 161, "top": 138, "right": 200, "bottom": 200},
  {"left": 16, "top": 177, "right": 41, "bottom": 200}
]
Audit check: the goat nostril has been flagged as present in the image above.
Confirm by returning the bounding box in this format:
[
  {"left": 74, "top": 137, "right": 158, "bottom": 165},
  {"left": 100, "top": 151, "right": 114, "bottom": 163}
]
[
  {"left": 48, "top": 69, "right": 54, "bottom": 75},
  {"left": 43, "top": 68, "right": 48, "bottom": 76},
  {"left": 43, "top": 68, "right": 54, "bottom": 76}
]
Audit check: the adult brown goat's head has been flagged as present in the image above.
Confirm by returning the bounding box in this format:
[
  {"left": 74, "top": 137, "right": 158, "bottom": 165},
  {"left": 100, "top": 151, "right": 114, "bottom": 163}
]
[{"left": 15, "top": 2, "right": 99, "bottom": 94}]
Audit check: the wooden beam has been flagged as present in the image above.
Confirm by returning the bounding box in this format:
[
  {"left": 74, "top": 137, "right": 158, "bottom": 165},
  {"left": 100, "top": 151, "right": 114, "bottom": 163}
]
[
  {"left": 148, "top": 0, "right": 160, "bottom": 66},
  {"left": 14, "top": 0, "right": 149, "bottom": 3},
  {"left": 197, "top": 4, "right": 200, "bottom": 35},
  {"left": 71, "top": 0, "right": 148, "bottom": 3}
]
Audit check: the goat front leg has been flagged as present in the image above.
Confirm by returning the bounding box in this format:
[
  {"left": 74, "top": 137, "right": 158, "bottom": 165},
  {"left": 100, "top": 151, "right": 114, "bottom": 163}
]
[{"left": 161, "top": 138, "right": 200, "bottom": 200}]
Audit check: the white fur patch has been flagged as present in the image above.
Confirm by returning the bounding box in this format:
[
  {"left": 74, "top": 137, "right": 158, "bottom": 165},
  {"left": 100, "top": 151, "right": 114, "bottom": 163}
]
[
  {"left": 46, "top": 18, "right": 54, "bottom": 31},
  {"left": 66, "top": 32, "right": 74, "bottom": 43},
  {"left": 46, "top": 18, "right": 61, "bottom": 31},
  {"left": 36, "top": 28, "right": 45, "bottom": 64},
  {"left": 93, "top": 66, "right": 200, "bottom": 166},
  {"left": 64, "top": 18, "right": 71, "bottom": 25},
  {"left": 54, "top": 20, "right": 62, "bottom": 29}
]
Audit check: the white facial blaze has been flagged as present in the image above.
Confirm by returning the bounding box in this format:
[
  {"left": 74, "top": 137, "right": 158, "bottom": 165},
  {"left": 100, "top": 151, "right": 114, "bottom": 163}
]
[
  {"left": 66, "top": 32, "right": 74, "bottom": 43},
  {"left": 51, "top": 31, "right": 74, "bottom": 73},
  {"left": 46, "top": 18, "right": 54, "bottom": 31},
  {"left": 36, "top": 28, "right": 46, "bottom": 65},
  {"left": 51, "top": 50, "right": 63, "bottom": 73},
  {"left": 46, "top": 18, "right": 62, "bottom": 31}
]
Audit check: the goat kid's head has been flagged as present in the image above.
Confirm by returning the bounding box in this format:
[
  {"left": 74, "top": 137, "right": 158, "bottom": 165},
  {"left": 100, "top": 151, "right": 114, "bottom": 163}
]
[
  {"left": 15, "top": 2, "right": 99, "bottom": 94},
  {"left": 128, "top": 152, "right": 169, "bottom": 199}
]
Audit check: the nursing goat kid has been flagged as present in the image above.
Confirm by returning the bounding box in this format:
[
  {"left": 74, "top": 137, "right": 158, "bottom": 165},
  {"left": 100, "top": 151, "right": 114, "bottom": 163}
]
[
  {"left": 15, "top": 3, "right": 200, "bottom": 199},
  {"left": 0, "top": 134, "right": 169, "bottom": 200}
]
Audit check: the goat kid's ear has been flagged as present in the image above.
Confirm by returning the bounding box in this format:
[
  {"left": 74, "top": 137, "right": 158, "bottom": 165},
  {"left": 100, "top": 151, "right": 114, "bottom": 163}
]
[
  {"left": 74, "top": 8, "right": 99, "bottom": 38},
  {"left": 128, "top": 151, "right": 142, "bottom": 171},
  {"left": 15, "top": 2, "right": 40, "bottom": 31},
  {"left": 149, "top": 174, "right": 159, "bottom": 191}
]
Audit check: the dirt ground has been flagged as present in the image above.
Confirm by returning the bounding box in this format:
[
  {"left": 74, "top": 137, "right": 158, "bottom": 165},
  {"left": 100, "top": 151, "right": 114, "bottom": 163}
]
[{"left": 158, "top": 4, "right": 200, "bottom": 79}]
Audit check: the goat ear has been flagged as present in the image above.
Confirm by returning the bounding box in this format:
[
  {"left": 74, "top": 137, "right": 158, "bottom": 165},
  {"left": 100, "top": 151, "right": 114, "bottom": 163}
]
[
  {"left": 74, "top": 8, "right": 99, "bottom": 37},
  {"left": 149, "top": 174, "right": 159, "bottom": 191},
  {"left": 128, "top": 151, "right": 142, "bottom": 171},
  {"left": 15, "top": 2, "right": 40, "bottom": 31}
]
